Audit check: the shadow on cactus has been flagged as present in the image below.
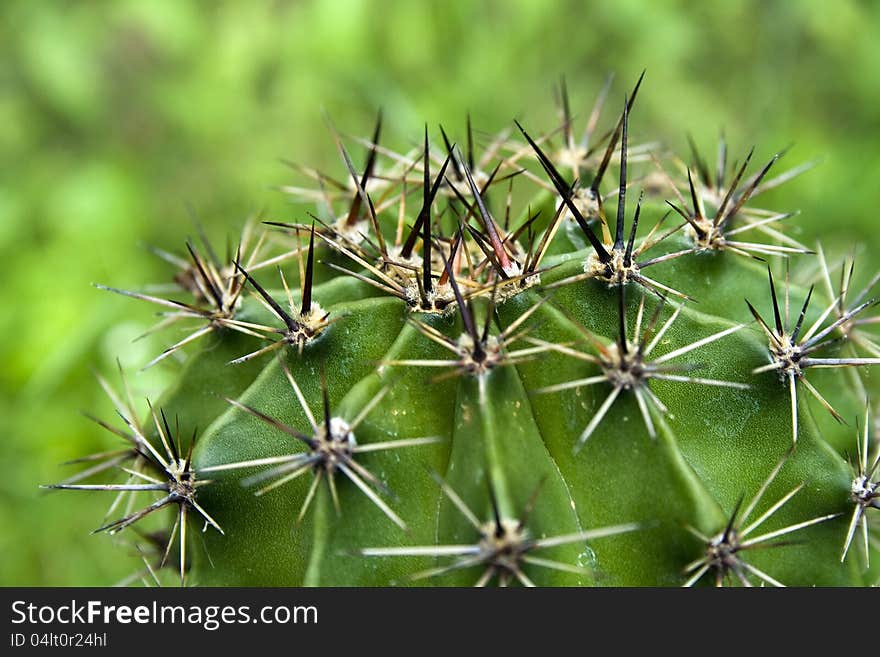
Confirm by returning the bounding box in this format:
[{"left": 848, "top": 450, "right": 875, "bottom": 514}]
[{"left": 46, "top": 73, "right": 880, "bottom": 587}]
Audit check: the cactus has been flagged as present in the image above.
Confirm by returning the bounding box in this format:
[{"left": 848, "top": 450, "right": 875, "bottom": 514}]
[{"left": 46, "top": 75, "right": 880, "bottom": 587}]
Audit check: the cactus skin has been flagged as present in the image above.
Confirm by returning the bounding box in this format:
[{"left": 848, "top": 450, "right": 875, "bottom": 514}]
[{"left": 52, "top": 81, "right": 880, "bottom": 587}]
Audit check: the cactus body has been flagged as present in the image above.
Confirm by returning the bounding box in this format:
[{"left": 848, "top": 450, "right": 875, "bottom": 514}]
[{"left": 51, "top": 80, "right": 880, "bottom": 587}]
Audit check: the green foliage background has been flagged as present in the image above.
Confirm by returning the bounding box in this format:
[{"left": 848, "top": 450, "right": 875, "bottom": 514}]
[{"left": 1, "top": 0, "right": 878, "bottom": 585}]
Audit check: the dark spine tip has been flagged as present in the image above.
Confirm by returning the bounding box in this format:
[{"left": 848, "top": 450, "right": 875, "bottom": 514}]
[
  {"left": 422, "top": 125, "right": 433, "bottom": 294},
  {"left": 302, "top": 223, "right": 316, "bottom": 315},
  {"left": 614, "top": 94, "right": 629, "bottom": 250},
  {"left": 766, "top": 265, "right": 784, "bottom": 335}
]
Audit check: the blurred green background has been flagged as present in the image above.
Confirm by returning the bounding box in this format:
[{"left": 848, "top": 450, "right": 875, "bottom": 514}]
[{"left": 2, "top": 0, "right": 878, "bottom": 585}]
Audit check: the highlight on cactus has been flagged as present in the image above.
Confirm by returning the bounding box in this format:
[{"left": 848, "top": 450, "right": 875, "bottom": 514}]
[{"left": 45, "top": 72, "right": 880, "bottom": 587}]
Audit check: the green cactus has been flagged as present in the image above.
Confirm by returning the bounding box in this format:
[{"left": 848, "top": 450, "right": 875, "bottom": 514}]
[{"left": 47, "top": 75, "right": 880, "bottom": 587}]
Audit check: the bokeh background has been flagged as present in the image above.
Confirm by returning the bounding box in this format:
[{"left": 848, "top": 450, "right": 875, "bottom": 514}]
[{"left": 2, "top": 0, "right": 879, "bottom": 585}]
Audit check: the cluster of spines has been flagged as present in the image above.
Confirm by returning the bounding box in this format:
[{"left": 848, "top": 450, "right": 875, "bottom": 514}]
[{"left": 49, "top": 73, "right": 880, "bottom": 586}]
